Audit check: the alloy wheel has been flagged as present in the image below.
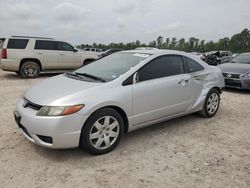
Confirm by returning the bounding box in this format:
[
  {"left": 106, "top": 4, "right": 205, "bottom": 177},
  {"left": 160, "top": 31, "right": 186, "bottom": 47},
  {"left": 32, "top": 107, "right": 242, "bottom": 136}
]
[
  {"left": 89, "top": 116, "right": 120, "bottom": 150},
  {"left": 207, "top": 93, "right": 219, "bottom": 115},
  {"left": 24, "top": 64, "right": 38, "bottom": 77}
]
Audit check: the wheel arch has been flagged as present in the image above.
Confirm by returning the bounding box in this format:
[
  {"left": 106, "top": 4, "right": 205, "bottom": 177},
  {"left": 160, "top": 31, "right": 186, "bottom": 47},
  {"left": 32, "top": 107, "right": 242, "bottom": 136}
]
[
  {"left": 82, "top": 105, "right": 129, "bottom": 134},
  {"left": 211, "top": 86, "right": 222, "bottom": 94},
  {"left": 19, "top": 58, "right": 42, "bottom": 71}
]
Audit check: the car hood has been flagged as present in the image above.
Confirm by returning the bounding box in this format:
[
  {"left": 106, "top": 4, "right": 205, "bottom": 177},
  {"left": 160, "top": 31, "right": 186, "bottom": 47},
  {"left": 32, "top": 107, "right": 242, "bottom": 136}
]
[
  {"left": 219, "top": 63, "right": 250, "bottom": 74},
  {"left": 24, "top": 74, "right": 103, "bottom": 106}
]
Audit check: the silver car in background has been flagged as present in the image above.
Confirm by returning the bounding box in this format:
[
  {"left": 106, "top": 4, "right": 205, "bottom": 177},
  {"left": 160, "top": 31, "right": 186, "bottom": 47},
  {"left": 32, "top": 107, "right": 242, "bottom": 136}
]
[
  {"left": 14, "top": 50, "right": 225, "bottom": 155},
  {"left": 220, "top": 53, "right": 250, "bottom": 89}
]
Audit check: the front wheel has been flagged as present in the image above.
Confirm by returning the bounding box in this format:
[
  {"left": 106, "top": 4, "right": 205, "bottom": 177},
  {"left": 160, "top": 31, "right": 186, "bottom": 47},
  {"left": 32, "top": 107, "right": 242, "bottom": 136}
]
[
  {"left": 80, "top": 108, "right": 124, "bottom": 155},
  {"left": 199, "top": 88, "right": 220, "bottom": 118}
]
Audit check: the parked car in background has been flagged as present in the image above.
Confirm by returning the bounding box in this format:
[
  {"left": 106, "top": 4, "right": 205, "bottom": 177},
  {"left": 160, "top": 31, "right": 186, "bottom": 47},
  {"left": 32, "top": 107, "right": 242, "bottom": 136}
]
[
  {"left": 135, "top": 47, "right": 159, "bottom": 50},
  {"left": 232, "top": 53, "right": 239, "bottom": 58},
  {"left": 190, "top": 52, "right": 205, "bottom": 60},
  {"left": 83, "top": 48, "right": 102, "bottom": 53},
  {"left": 100, "top": 48, "right": 122, "bottom": 57},
  {"left": 0, "top": 36, "right": 99, "bottom": 78},
  {"left": 14, "top": 49, "right": 224, "bottom": 155},
  {"left": 219, "top": 53, "right": 250, "bottom": 89},
  {"left": 204, "top": 51, "right": 233, "bottom": 66}
]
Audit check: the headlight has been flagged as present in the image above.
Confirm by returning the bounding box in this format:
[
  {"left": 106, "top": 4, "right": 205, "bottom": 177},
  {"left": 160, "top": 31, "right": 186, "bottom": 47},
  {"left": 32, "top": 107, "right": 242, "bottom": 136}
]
[
  {"left": 36, "top": 105, "right": 84, "bottom": 116},
  {"left": 241, "top": 73, "right": 250, "bottom": 78}
]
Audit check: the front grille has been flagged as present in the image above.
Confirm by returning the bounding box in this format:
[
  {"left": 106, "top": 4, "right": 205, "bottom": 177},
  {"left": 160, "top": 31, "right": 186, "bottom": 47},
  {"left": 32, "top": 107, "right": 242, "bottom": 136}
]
[
  {"left": 225, "top": 79, "right": 242, "bottom": 88},
  {"left": 23, "top": 98, "right": 42, "bottom": 111},
  {"left": 223, "top": 73, "right": 240, "bottom": 79}
]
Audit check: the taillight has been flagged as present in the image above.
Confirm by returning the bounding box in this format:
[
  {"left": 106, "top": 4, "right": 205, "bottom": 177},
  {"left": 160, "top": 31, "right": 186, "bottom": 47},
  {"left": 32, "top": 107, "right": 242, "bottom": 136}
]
[{"left": 1, "top": 48, "right": 7, "bottom": 59}]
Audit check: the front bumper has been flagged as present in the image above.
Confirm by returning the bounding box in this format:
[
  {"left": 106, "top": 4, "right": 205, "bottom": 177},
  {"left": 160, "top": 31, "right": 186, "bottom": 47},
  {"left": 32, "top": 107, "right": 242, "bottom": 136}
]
[
  {"left": 14, "top": 98, "right": 89, "bottom": 149},
  {"left": 223, "top": 74, "right": 250, "bottom": 90}
]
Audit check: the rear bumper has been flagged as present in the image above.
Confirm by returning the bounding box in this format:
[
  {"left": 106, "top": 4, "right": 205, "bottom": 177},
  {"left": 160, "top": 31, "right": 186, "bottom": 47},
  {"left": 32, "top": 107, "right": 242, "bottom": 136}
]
[
  {"left": 0, "top": 59, "right": 20, "bottom": 71},
  {"left": 14, "top": 98, "right": 89, "bottom": 149}
]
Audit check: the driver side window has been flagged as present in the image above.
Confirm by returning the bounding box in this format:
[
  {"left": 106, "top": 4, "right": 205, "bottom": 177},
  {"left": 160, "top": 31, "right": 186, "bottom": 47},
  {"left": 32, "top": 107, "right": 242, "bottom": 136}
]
[
  {"left": 57, "top": 42, "right": 74, "bottom": 51},
  {"left": 138, "top": 55, "right": 185, "bottom": 82}
]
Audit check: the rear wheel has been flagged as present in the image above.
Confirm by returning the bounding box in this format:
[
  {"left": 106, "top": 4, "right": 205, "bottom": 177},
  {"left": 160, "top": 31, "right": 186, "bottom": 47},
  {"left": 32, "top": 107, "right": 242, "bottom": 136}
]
[
  {"left": 20, "top": 61, "right": 40, "bottom": 78},
  {"left": 80, "top": 108, "right": 124, "bottom": 155},
  {"left": 199, "top": 88, "right": 220, "bottom": 118}
]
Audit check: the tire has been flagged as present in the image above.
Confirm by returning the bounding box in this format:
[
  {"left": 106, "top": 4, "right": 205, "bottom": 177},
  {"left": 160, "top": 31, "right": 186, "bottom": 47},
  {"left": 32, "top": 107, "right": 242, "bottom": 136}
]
[
  {"left": 20, "top": 61, "right": 40, "bottom": 78},
  {"left": 80, "top": 108, "right": 124, "bottom": 155},
  {"left": 199, "top": 88, "right": 220, "bottom": 118}
]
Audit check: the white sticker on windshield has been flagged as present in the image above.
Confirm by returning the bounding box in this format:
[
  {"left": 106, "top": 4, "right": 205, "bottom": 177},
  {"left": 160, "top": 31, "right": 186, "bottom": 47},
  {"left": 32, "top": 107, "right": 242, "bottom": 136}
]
[{"left": 133, "top": 53, "right": 150, "bottom": 58}]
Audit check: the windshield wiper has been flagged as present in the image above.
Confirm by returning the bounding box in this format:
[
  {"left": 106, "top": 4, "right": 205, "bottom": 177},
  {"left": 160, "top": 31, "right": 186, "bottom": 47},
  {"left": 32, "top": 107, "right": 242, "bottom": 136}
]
[
  {"left": 75, "top": 72, "right": 106, "bottom": 82},
  {"left": 65, "top": 72, "right": 83, "bottom": 79}
]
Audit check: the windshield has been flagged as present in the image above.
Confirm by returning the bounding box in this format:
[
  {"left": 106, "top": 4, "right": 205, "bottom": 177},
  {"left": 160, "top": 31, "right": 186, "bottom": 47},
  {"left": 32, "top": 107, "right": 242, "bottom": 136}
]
[
  {"left": 74, "top": 52, "right": 150, "bottom": 82},
  {"left": 232, "top": 54, "right": 250, "bottom": 64}
]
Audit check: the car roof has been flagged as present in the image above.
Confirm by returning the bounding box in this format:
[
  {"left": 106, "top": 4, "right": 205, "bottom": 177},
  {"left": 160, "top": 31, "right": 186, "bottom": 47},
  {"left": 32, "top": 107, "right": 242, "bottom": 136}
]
[
  {"left": 123, "top": 49, "right": 189, "bottom": 56},
  {"left": 122, "top": 49, "right": 210, "bottom": 68},
  {"left": 4, "top": 36, "right": 55, "bottom": 40}
]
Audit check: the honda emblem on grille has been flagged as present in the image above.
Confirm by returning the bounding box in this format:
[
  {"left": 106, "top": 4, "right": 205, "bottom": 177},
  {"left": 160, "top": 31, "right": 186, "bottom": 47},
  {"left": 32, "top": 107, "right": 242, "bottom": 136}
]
[
  {"left": 227, "top": 74, "right": 232, "bottom": 78},
  {"left": 23, "top": 99, "right": 28, "bottom": 108}
]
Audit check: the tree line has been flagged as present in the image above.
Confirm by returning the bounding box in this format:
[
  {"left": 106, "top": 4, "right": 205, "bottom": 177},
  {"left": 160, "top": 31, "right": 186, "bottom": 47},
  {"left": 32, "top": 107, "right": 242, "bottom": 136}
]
[{"left": 76, "top": 28, "right": 250, "bottom": 53}]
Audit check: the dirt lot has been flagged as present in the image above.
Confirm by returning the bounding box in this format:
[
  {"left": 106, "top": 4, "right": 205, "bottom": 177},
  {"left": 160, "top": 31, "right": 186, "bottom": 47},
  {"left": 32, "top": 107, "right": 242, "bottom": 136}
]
[{"left": 0, "top": 70, "right": 249, "bottom": 188}]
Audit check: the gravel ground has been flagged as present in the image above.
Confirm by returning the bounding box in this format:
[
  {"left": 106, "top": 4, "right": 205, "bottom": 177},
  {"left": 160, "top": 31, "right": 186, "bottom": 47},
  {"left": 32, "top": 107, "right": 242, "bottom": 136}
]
[{"left": 0, "top": 70, "right": 249, "bottom": 188}]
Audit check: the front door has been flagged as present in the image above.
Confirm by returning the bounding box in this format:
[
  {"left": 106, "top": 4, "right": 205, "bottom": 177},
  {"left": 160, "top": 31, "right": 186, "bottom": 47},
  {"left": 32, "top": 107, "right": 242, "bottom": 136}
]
[
  {"left": 57, "top": 41, "right": 81, "bottom": 69},
  {"left": 34, "top": 40, "right": 58, "bottom": 70},
  {"left": 132, "top": 55, "right": 192, "bottom": 126}
]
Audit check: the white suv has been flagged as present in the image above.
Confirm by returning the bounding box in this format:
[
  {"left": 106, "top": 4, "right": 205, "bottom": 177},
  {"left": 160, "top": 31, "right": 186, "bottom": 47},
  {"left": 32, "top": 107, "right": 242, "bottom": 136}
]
[{"left": 0, "top": 36, "right": 99, "bottom": 78}]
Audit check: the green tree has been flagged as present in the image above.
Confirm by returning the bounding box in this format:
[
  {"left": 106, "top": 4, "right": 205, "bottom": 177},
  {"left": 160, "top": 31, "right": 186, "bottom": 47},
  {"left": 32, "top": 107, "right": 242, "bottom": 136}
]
[
  {"left": 164, "top": 38, "right": 170, "bottom": 49},
  {"left": 157, "top": 36, "right": 164, "bottom": 48},
  {"left": 77, "top": 28, "right": 250, "bottom": 53},
  {"left": 169, "top": 37, "right": 177, "bottom": 49},
  {"left": 178, "top": 38, "right": 186, "bottom": 51},
  {"left": 149, "top": 40, "right": 157, "bottom": 47}
]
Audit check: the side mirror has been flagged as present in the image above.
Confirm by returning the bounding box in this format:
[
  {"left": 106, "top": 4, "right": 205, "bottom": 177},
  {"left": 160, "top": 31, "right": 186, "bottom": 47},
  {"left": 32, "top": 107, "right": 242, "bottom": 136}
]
[{"left": 133, "top": 72, "right": 139, "bottom": 84}]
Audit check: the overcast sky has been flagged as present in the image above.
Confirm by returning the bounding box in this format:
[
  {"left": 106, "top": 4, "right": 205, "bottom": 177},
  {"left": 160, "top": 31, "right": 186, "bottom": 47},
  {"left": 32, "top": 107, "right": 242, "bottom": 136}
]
[{"left": 0, "top": 0, "right": 250, "bottom": 45}]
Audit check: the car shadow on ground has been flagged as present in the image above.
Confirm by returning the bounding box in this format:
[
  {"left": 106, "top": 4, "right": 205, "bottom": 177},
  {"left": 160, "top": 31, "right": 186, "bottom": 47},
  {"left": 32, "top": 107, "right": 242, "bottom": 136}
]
[
  {"left": 0, "top": 72, "right": 61, "bottom": 80},
  {"left": 32, "top": 113, "right": 200, "bottom": 161}
]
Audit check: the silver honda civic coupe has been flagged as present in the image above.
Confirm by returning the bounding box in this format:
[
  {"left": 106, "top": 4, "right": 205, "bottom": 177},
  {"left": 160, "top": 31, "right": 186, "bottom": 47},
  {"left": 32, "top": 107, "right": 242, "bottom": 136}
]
[{"left": 14, "top": 50, "right": 225, "bottom": 155}]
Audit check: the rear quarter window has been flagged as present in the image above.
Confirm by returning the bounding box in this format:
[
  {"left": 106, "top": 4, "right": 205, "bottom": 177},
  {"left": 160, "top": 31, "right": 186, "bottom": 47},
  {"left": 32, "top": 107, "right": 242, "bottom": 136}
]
[
  {"left": 7, "top": 39, "right": 29, "bottom": 49},
  {"left": 184, "top": 56, "right": 204, "bottom": 73}
]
